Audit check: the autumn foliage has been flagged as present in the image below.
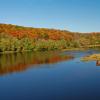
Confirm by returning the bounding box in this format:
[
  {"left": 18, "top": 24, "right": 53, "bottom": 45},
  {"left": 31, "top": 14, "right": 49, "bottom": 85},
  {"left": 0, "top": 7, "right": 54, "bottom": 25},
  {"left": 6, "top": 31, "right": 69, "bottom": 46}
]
[
  {"left": 0, "top": 23, "right": 100, "bottom": 52},
  {"left": 0, "top": 23, "right": 74, "bottom": 40}
]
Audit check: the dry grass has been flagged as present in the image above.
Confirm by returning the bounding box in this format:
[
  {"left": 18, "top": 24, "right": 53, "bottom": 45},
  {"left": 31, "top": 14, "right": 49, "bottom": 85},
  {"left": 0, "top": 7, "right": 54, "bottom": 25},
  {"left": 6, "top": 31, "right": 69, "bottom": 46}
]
[{"left": 81, "top": 54, "right": 100, "bottom": 61}]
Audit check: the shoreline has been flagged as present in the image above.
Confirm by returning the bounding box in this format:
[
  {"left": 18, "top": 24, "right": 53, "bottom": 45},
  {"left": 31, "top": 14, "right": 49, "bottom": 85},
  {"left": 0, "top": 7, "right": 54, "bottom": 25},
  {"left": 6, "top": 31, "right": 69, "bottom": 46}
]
[
  {"left": 81, "top": 54, "right": 100, "bottom": 61},
  {"left": 0, "top": 47, "right": 91, "bottom": 54}
]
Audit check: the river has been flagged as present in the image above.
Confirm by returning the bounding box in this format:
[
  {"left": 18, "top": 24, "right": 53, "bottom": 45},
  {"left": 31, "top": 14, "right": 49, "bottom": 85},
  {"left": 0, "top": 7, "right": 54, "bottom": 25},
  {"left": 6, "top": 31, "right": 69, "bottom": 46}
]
[{"left": 0, "top": 50, "right": 100, "bottom": 100}]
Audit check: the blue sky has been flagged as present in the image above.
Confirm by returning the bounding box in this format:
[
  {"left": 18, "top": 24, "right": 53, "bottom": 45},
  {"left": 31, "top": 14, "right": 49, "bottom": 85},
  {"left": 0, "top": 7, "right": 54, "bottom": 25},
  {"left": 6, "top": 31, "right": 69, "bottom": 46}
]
[{"left": 0, "top": 0, "right": 99, "bottom": 32}]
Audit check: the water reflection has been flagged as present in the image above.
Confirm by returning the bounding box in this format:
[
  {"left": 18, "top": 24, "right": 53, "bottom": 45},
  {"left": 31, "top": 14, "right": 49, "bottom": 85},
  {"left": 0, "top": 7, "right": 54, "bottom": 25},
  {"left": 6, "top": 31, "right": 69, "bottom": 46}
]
[{"left": 0, "top": 51, "right": 74, "bottom": 75}]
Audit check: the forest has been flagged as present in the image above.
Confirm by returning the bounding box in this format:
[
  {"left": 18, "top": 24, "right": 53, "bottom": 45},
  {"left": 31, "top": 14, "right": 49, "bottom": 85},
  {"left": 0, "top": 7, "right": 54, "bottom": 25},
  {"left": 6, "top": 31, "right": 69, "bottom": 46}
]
[{"left": 0, "top": 23, "right": 100, "bottom": 53}]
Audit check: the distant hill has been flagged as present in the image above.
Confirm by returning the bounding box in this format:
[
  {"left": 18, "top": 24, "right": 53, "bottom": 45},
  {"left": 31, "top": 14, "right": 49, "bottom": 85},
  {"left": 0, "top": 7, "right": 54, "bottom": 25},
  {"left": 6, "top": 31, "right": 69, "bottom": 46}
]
[
  {"left": 0, "top": 23, "right": 100, "bottom": 53},
  {"left": 0, "top": 23, "right": 74, "bottom": 40}
]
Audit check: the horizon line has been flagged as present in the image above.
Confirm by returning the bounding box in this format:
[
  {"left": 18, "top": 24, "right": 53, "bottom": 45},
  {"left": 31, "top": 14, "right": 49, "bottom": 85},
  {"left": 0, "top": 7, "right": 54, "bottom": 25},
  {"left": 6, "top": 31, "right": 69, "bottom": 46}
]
[{"left": 0, "top": 22, "right": 100, "bottom": 33}]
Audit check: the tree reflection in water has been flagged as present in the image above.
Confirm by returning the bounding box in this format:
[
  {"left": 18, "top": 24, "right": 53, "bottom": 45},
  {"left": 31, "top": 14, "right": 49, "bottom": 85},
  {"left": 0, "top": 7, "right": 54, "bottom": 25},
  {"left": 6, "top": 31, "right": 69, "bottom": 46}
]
[{"left": 0, "top": 51, "right": 74, "bottom": 75}]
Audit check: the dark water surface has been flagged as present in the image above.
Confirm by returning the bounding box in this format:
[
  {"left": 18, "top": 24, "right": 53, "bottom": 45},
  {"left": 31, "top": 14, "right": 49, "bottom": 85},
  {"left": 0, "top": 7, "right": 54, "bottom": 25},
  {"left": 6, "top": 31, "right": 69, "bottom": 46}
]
[{"left": 0, "top": 50, "right": 100, "bottom": 100}]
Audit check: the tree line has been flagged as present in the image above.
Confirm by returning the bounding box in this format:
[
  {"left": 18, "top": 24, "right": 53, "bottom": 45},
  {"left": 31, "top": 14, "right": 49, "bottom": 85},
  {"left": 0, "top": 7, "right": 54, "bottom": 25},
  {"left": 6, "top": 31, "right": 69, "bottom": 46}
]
[{"left": 0, "top": 23, "right": 100, "bottom": 52}]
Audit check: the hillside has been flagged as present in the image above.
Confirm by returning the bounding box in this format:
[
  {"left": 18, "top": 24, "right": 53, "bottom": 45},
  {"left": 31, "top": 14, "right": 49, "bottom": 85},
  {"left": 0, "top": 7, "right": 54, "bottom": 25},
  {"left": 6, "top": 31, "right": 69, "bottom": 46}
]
[
  {"left": 0, "top": 23, "right": 74, "bottom": 40},
  {"left": 0, "top": 23, "right": 100, "bottom": 52}
]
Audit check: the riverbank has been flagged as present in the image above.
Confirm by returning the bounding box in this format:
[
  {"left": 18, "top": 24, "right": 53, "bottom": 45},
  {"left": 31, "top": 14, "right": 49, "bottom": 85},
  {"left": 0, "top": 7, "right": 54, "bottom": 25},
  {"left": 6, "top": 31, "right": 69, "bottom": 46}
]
[
  {"left": 0, "top": 47, "right": 90, "bottom": 54},
  {"left": 0, "top": 50, "right": 32, "bottom": 54},
  {"left": 81, "top": 54, "right": 100, "bottom": 61},
  {"left": 62, "top": 47, "right": 88, "bottom": 51}
]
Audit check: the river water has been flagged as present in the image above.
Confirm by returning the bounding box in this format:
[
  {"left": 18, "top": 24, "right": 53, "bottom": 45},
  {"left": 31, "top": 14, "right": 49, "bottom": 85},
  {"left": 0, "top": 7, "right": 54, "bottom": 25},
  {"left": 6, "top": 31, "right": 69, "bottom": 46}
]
[{"left": 0, "top": 50, "right": 100, "bottom": 100}]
